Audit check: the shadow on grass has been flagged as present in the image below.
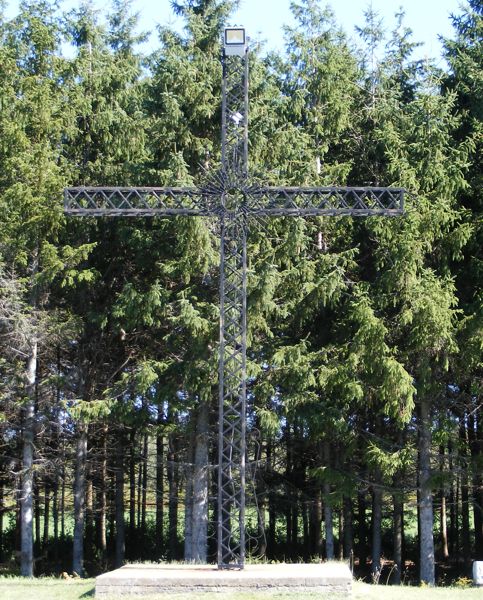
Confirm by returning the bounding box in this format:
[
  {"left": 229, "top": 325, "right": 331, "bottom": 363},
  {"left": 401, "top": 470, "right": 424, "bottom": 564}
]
[{"left": 80, "top": 589, "right": 95, "bottom": 598}]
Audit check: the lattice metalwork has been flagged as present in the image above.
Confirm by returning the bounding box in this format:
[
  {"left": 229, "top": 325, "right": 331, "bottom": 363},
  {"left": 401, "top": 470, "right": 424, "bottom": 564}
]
[
  {"left": 64, "top": 187, "right": 209, "bottom": 216},
  {"left": 217, "top": 213, "right": 247, "bottom": 569},
  {"left": 216, "top": 47, "right": 249, "bottom": 570},
  {"left": 65, "top": 185, "right": 404, "bottom": 218},
  {"left": 221, "top": 52, "right": 248, "bottom": 178},
  {"left": 248, "top": 186, "right": 405, "bottom": 216},
  {"left": 63, "top": 30, "right": 405, "bottom": 571}
]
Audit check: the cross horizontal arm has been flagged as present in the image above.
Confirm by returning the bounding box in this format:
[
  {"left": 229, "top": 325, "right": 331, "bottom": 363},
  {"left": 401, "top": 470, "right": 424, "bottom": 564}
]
[
  {"left": 64, "top": 186, "right": 211, "bottom": 217},
  {"left": 247, "top": 186, "right": 404, "bottom": 217}
]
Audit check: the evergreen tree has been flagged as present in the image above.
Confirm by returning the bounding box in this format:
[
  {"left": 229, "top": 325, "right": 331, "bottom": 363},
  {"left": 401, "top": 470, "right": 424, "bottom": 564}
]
[
  {"left": 444, "top": 0, "right": 483, "bottom": 558},
  {"left": 0, "top": 0, "right": 72, "bottom": 576},
  {"left": 61, "top": 0, "right": 151, "bottom": 574}
]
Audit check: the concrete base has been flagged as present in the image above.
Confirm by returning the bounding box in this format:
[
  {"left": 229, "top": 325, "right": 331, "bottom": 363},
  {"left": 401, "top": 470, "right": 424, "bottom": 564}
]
[{"left": 95, "top": 562, "right": 352, "bottom": 596}]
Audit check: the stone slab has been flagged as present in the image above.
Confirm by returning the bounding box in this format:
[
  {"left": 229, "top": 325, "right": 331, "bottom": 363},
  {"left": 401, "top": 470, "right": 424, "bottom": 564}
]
[{"left": 95, "top": 562, "right": 352, "bottom": 596}]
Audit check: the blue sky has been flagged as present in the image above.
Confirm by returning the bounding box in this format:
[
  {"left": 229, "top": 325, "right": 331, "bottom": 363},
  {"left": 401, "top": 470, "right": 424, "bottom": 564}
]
[
  {"left": 225, "top": 0, "right": 460, "bottom": 61},
  {"left": 5, "top": 0, "right": 462, "bottom": 62}
]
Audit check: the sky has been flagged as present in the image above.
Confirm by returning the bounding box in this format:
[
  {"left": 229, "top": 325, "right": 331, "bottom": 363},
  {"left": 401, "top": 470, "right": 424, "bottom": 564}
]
[
  {"left": 4, "top": 0, "right": 462, "bottom": 63},
  {"left": 225, "top": 0, "right": 460, "bottom": 61}
]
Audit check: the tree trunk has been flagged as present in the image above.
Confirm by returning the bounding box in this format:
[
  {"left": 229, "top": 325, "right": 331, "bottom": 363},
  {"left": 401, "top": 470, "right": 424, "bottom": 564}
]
[
  {"left": 439, "top": 445, "right": 449, "bottom": 560},
  {"left": 184, "top": 474, "right": 193, "bottom": 562},
  {"left": 20, "top": 341, "right": 37, "bottom": 577},
  {"left": 0, "top": 479, "right": 4, "bottom": 562},
  {"left": 53, "top": 348, "right": 60, "bottom": 558},
  {"left": 323, "top": 442, "right": 334, "bottom": 560},
  {"left": 255, "top": 439, "right": 267, "bottom": 558},
  {"left": 156, "top": 412, "right": 164, "bottom": 556},
  {"left": 52, "top": 476, "right": 59, "bottom": 563},
  {"left": 267, "top": 442, "right": 276, "bottom": 557},
  {"left": 285, "top": 505, "right": 292, "bottom": 549},
  {"left": 469, "top": 411, "right": 483, "bottom": 559},
  {"left": 97, "top": 425, "right": 107, "bottom": 556},
  {"left": 458, "top": 416, "right": 470, "bottom": 564},
  {"left": 343, "top": 496, "right": 353, "bottom": 559},
  {"left": 129, "top": 429, "right": 136, "bottom": 553},
  {"left": 137, "top": 437, "right": 142, "bottom": 529},
  {"left": 291, "top": 503, "right": 299, "bottom": 556},
  {"left": 191, "top": 400, "right": 209, "bottom": 563},
  {"left": 285, "top": 424, "right": 292, "bottom": 550},
  {"left": 108, "top": 471, "right": 115, "bottom": 547},
  {"left": 302, "top": 501, "right": 309, "bottom": 561},
  {"left": 34, "top": 476, "right": 40, "bottom": 554},
  {"left": 257, "top": 496, "right": 267, "bottom": 558},
  {"left": 324, "top": 486, "right": 334, "bottom": 560},
  {"left": 85, "top": 475, "right": 94, "bottom": 560},
  {"left": 15, "top": 473, "right": 21, "bottom": 557},
  {"left": 357, "top": 490, "right": 368, "bottom": 571},
  {"left": 115, "top": 434, "right": 125, "bottom": 568},
  {"left": 454, "top": 476, "right": 460, "bottom": 552},
  {"left": 371, "top": 485, "right": 383, "bottom": 583},
  {"left": 448, "top": 443, "right": 457, "bottom": 555},
  {"left": 60, "top": 463, "right": 66, "bottom": 540},
  {"left": 43, "top": 481, "right": 50, "bottom": 548},
  {"left": 184, "top": 424, "right": 195, "bottom": 563},
  {"left": 53, "top": 478, "right": 58, "bottom": 545},
  {"left": 72, "top": 424, "right": 87, "bottom": 576},
  {"left": 167, "top": 434, "right": 179, "bottom": 560},
  {"left": 440, "top": 491, "right": 449, "bottom": 559},
  {"left": 338, "top": 508, "right": 344, "bottom": 560},
  {"left": 311, "top": 488, "right": 323, "bottom": 557},
  {"left": 418, "top": 397, "right": 435, "bottom": 585},
  {"left": 461, "top": 471, "right": 470, "bottom": 565},
  {"left": 141, "top": 433, "right": 148, "bottom": 552},
  {"left": 392, "top": 492, "right": 404, "bottom": 584}
]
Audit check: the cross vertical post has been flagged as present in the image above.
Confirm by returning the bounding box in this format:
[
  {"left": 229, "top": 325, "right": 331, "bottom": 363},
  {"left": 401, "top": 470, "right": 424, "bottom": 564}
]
[
  {"left": 217, "top": 34, "right": 249, "bottom": 569},
  {"left": 63, "top": 26, "right": 404, "bottom": 572},
  {"left": 217, "top": 216, "right": 248, "bottom": 568}
]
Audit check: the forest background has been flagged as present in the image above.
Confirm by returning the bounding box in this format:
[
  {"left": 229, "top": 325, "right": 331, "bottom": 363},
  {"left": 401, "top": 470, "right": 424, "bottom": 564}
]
[{"left": 0, "top": 0, "right": 481, "bottom": 589}]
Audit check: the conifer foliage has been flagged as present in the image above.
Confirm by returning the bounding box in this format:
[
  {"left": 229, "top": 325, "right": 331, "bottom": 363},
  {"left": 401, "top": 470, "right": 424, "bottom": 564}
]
[{"left": 0, "top": 0, "right": 481, "bottom": 585}]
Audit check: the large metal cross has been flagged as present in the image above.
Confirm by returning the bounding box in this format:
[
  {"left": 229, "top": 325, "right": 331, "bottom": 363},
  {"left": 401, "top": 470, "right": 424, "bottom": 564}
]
[{"left": 64, "top": 29, "right": 404, "bottom": 570}]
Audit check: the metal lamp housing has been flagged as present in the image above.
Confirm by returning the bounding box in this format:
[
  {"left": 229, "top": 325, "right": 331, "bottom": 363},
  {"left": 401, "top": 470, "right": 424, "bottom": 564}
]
[{"left": 224, "top": 27, "right": 246, "bottom": 56}]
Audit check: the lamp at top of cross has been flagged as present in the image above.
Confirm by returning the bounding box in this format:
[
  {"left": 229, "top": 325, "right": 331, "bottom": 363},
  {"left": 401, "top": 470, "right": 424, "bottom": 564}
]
[{"left": 64, "top": 27, "right": 404, "bottom": 570}]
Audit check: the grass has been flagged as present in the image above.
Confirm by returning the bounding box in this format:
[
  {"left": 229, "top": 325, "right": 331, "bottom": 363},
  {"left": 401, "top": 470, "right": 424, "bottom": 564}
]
[
  {"left": 351, "top": 581, "right": 481, "bottom": 599},
  {"left": 0, "top": 577, "right": 481, "bottom": 600},
  {"left": 0, "top": 576, "right": 95, "bottom": 599}
]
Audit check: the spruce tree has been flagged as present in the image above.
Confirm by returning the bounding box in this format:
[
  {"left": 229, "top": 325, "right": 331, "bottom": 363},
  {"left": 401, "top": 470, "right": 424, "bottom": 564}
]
[
  {"left": 0, "top": 0, "right": 74, "bottom": 575},
  {"left": 443, "top": 0, "right": 483, "bottom": 558}
]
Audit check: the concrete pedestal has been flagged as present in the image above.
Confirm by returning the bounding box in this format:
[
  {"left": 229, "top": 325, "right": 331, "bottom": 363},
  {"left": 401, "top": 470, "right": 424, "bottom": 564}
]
[{"left": 95, "top": 562, "right": 352, "bottom": 596}]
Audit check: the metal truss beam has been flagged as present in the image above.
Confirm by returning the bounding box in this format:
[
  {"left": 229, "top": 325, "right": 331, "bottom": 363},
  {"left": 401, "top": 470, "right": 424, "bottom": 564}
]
[
  {"left": 64, "top": 186, "right": 209, "bottom": 216},
  {"left": 221, "top": 52, "right": 248, "bottom": 179},
  {"left": 248, "top": 186, "right": 404, "bottom": 216},
  {"left": 216, "top": 46, "right": 249, "bottom": 570},
  {"left": 217, "top": 213, "right": 247, "bottom": 569},
  {"left": 65, "top": 186, "right": 404, "bottom": 218}
]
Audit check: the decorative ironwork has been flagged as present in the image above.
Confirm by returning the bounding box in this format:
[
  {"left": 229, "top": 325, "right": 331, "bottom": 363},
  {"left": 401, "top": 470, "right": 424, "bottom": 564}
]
[
  {"left": 216, "top": 48, "right": 250, "bottom": 570},
  {"left": 221, "top": 53, "right": 248, "bottom": 179},
  {"left": 64, "top": 187, "right": 209, "bottom": 216},
  {"left": 63, "top": 32, "right": 405, "bottom": 571},
  {"left": 64, "top": 185, "right": 405, "bottom": 218},
  {"left": 217, "top": 213, "right": 247, "bottom": 569},
  {"left": 248, "top": 186, "right": 404, "bottom": 216}
]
